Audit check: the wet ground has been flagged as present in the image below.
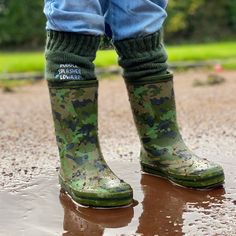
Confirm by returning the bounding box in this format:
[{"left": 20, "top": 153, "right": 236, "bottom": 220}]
[{"left": 0, "top": 70, "right": 236, "bottom": 235}]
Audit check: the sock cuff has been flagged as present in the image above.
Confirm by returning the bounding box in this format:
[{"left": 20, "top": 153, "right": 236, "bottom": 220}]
[
  {"left": 48, "top": 79, "right": 98, "bottom": 89},
  {"left": 125, "top": 71, "right": 173, "bottom": 84},
  {"left": 114, "top": 31, "right": 163, "bottom": 59},
  {"left": 46, "top": 30, "right": 101, "bottom": 57}
]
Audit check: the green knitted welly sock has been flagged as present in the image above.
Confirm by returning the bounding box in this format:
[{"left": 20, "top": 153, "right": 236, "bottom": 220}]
[
  {"left": 45, "top": 30, "right": 100, "bottom": 82},
  {"left": 114, "top": 31, "right": 224, "bottom": 189},
  {"left": 114, "top": 31, "right": 168, "bottom": 80},
  {"left": 45, "top": 31, "right": 133, "bottom": 207}
]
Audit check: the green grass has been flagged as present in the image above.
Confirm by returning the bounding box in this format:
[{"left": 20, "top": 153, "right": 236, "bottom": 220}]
[
  {"left": 0, "top": 52, "right": 44, "bottom": 73},
  {"left": 167, "top": 41, "right": 236, "bottom": 61},
  {"left": 95, "top": 50, "right": 118, "bottom": 67},
  {"left": 0, "top": 41, "right": 236, "bottom": 73}
]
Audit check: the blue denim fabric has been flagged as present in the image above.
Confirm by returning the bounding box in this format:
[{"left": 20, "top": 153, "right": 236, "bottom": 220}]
[{"left": 44, "top": 0, "right": 168, "bottom": 40}]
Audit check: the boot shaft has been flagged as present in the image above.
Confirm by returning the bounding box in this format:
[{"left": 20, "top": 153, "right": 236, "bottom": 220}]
[
  {"left": 48, "top": 80, "right": 100, "bottom": 159},
  {"left": 126, "top": 73, "right": 180, "bottom": 149}
]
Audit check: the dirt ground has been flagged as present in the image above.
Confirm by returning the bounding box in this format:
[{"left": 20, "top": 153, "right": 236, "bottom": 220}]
[{"left": 0, "top": 70, "right": 236, "bottom": 235}]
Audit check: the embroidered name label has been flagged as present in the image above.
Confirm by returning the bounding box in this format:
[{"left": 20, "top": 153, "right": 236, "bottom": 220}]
[{"left": 56, "top": 64, "right": 82, "bottom": 80}]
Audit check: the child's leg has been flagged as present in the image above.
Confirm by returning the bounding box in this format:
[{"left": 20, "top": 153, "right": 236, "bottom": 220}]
[
  {"left": 44, "top": 0, "right": 133, "bottom": 207},
  {"left": 104, "top": 0, "right": 168, "bottom": 41},
  {"left": 111, "top": 0, "right": 224, "bottom": 189},
  {"left": 44, "top": 0, "right": 105, "bottom": 35}
]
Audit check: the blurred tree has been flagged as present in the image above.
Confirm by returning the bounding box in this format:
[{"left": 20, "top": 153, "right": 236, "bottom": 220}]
[
  {"left": 165, "top": 1, "right": 204, "bottom": 35},
  {"left": 165, "top": 0, "right": 236, "bottom": 43},
  {"left": 227, "top": 0, "right": 236, "bottom": 32},
  {"left": 0, "top": 0, "right": 45, "bottom": 48}
]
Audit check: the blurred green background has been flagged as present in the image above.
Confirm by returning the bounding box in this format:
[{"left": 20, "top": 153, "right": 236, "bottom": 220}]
[{"left": 0, "top": 0, "right": 236, "bottom": 74}]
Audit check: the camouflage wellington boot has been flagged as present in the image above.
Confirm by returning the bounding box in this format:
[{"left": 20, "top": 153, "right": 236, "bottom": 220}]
[
  {"left": 114, "top": 31, "right": 224, "bottom": 189},
  {"left": 48, "top": 80, "right": 133, "bottom": 207},
  {"left": 125, "top": 73, "right": 224, "bottom": 189},
  {"left": 45, "top": 31, "right": 133, "bottom": 207}
]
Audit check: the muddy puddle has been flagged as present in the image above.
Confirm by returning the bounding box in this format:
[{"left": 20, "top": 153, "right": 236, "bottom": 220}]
[{"left": 0, "top": 160, "right": 236, "bottom": 236}]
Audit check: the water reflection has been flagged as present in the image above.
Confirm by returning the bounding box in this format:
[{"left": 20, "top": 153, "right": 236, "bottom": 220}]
[
  {"left": 137, "top": 174, "right": 225, "bottom": 235},
  {"left": 60, "top": 190, "right": 135, "bottom": 236},
  {"left": 60, "top": 167, "right": 226, "bottom": 236}
]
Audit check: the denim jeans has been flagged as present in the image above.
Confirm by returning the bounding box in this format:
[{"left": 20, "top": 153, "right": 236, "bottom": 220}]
[{"left": 44, "top": 0, "right": 168, "bottom": 41}]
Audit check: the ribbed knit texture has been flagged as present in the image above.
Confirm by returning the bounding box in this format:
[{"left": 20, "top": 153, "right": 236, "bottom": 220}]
[
  {"left": 114, "top": 31, "right": 168, "bottom": 80},
  {"left": 45, "top": 30, "right": 101, "bottom": 81}
]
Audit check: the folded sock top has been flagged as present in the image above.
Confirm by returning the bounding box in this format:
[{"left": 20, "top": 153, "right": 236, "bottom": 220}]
[
  {"left": 114, "top": 31, "right": 168, "bottom": 80},
  {"left": 46, "top": 30, "right": 101, "bottom": 57},
  {"left": 114, "top": 31, "right": 162, "bottom": 58}
]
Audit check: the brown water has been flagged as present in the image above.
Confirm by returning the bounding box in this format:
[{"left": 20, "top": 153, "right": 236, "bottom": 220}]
[{"left": 0, "top": 160, "right": 235, "bottom": 236}]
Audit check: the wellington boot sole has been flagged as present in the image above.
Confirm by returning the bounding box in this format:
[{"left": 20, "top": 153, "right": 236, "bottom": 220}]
[
  {"left": 59, "top": 175, "right": 133, "bottom": 208},
  {"left": 141, "top": 163, "right": 224, "bottom": 190}
]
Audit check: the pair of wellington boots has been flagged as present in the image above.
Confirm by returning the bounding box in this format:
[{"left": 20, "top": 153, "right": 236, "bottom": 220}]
[{"left": 48, "top": 72, "right": 224, "bottom": 208}]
